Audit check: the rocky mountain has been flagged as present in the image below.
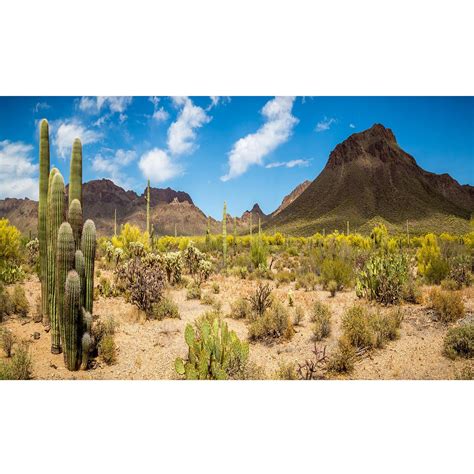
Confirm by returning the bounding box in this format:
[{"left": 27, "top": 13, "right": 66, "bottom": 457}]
[
  {"left": 267, "top": 124, "right": 474, "bottom": 235},
  {"left": 272, "top": 180, "right": 311, "bottom": 216},
  {"left": 240, "top": 203, "right": 268, "bottom": 224}
]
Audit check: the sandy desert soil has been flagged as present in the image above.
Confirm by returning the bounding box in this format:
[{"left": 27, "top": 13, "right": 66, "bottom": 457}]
[{"left": 1, "top": 275, "right": 473, "bottom": 380}]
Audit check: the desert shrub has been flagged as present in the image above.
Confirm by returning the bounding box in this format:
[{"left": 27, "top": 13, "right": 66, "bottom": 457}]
[
  {"left": 11, "top": 285, "right": 29, "bottom": 317},
  {"left": 328, "top": 280, "right": 338, "bottom": 297},
  {"left": 274, "top": 271, "right": 294, "bottom": 286},
  {"left": 0, "top": 283, "right": 13, "bottom": 322},
  {"left": 370, "top": 223, "right": 389, "bottom": 249},
  {"left": 447, "top": 256, "right": 472, "bottom": 288},
  {"left": 417, "top": 234, "right": 449, "bottom": 284},
  {"left": 293, "top": 306, "right": 305, "bottom": 326},
  {"left": 356, "top": 252, "right": 409, "bottom": 305},
  {"left": 115, "top": 253, "right": 165, "bottom": 316},
  {"left": 99, "top": 335, "right": 117, "bottom": 365},
  {"left": 275, "top": 361, "right": 298, "bottom": 380},
  {"left": 295, "top": 272, "right": 318, "bottom": 291},
  {"left": 162, "top": 251, "right": 183, "bottom": 284},
  {"left": 371, "top": 307, "right": 404, "bottom": 348},
  {"left": 250, "top": 238, "right": 269, "bottom": 270},
  {"left": 424, "top": 257, "right": 449, "bottom": 284},
  {"left": 455, "top": 365, "right": 474, "bottom": 380},
  {"left": 229, "top": 297, "right": 252, "bottom": 320},
  {"left": 287, "top": 290, "right": 294, "bottom": 307},
  {"left": 175, "top": 316, "right": 249, "bottom": 380},
  {"left": 212, "top": 282, "right": 220, "bottom": 294},
  {"left": 0, "top": 328, "right": 15, "bottom": 357},
  {"left": 320, "top": 258, "right": 352, "bottom": 291},
  {"left": 247, "top": 282, "right": 273, "bottom": 318},
  {"left": 151, "top": 297, "right": 180, "bottom": 320},
  {"left": 98, "top": 276, "right": 116, "bottom": 298},
  {"left": 25, "top": 238, "right": 39, "bottom": 272},
  {"left": 0, "top": 342, "right": 32, "bottom": 380},
  {"left": 200, "top": 292, "right": 216, "bottom": 306},
  {"left": 327, "top": 337, "right": 356, "bottom": 373},
  {"left": 401, "top": 275, "right": 423, "bottom": 304},
  {"left": 0, "top": 262, "right": 25, "bottom": 284},
  {"left": 186, "top": 282, "right": 201, "bottom": 300},
  {"left": 0, "top": 219, "right": 23, "bottom": 283},
  {"left": 441, "top": 279, "right": 459, "bottom": 291},
  {"left": 248, "top": 301, "right": 295, "bottom": 342},
  {"left": 229, "top": 266, "right": 248, "bottom": 279},
  {"left": 443, "top": 325, "right": 474, "bottom": 360},
  {"left": 341, "top": 305, "right": 374, "bottom": 349},
  {"left": 311, "top": 301, "right": 332, "bottom": 341},
  {"left": 111, "top": 223, "right": 150, "bottom": 256},
  {"left": 428, "top": 289, "right": 465, "bottom": 323},
  {"left": 182, "top": 242, "right": 204, "bottom": 275}
]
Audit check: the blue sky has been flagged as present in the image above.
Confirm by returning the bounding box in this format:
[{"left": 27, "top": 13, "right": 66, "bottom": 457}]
[{"left": 0, "top": 96, "right": 472, "bottom": 219}]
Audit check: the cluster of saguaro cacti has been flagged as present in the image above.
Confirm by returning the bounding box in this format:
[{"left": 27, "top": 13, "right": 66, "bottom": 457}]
[
  {"left": 38, "top": 119, "right": 97, "bottom": 370},
  {"left": 222, "top": 201, "right": 227, "bottom": 265}
]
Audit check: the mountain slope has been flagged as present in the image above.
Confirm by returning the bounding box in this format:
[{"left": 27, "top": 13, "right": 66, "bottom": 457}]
[{"left": 267, "top": 124, "right": 474, "bottom": 235}]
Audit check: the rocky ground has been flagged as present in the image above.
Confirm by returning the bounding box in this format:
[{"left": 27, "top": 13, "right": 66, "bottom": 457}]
[{"left": 1, "top": 275, "right": 473, "bottom": 380}]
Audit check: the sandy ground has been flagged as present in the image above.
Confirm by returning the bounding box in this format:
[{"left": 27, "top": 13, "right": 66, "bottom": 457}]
[{"left": 1, "top": 274, "right": 473, "bottom": 380}]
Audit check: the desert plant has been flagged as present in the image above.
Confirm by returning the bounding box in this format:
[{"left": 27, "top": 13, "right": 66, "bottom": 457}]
[
  {"left": 328, "top": 280, "right": 338, "bottom": 297},
  {"left": 162, "top": 251, "right": 182, "bottom": 284},
  {"left": 417, "top": 234, "right": 449, "bottom": 283},
  {"left": 443, "top": 324, "right": 474, "bottom": 359},
  {"left": 355, "top": 252, "right": 409, "bottom": 304},
  {"left": 428, "top": 289, "right": 465, "bottom": 323},
  {"left": 11, "top": 285, "right": 29, "bottom": 318},
  {"left": 327, "top": 337, "right": 356, "bottom": 373},
  {"left": 0, "top": 342, "right": 32, "bottom": 380},
  {"left": 222, "top": 201, "right": 227, "bottom": 266},
  {"left": 248, "top": 301, "right": 295, "bottom": 342},
  {"left": 175, "top": 316, "right": 249, "bottom": 380},
  {"left": 275, "top": 361, "right": 298, "bottom": 380},
  {"left": 311, "top": 301, "right": 331, "bottom": 341},
  {"left": 320, "top": 257, "right": 352, "bottom": 291},
  {"left": 69, "top": 138, "right": 83, "bottom": 207},
  {"left": 186, "top": 282, "right": 202, "bottom": 300},
  {"left": 99, "top": 334, "right": 117, "bottom": 365},
  {"left": 212, "top": 282, "right": 220, "bottom": 294},
  {"left": 68, "top": 199, "right": 83, "bottom": 250},
  {"left": 0, "top": 283, "right": 13, "bottom": 322},
  {"left": 0, "top": 328, "right": 15, "bottom": 357},
  {"left": 341, "top": 304, "right": 375, "bottom": 349},
  {"left": 151, "top": 297, "right": 180, "bottom": 320},
  {"left": 247, "top": 282, "right": 273, "bottom": 318},
  {"left": 448, "top": 256, "right": 472, "bottom": 288},
  {"left": 81, "top": 220, "right": 97, "bottom": 314},
  {"left": 63, "top": 270, "right": 82, "bottom": 371},
  {"left": 293, "top": 306, "right": 305, "bottom": 326},
  {"left": 250, "top": 237, "right": 269, "bottom": 270},
  {"left": 229, "top": 297, "right": 252, "bottom": 319}
]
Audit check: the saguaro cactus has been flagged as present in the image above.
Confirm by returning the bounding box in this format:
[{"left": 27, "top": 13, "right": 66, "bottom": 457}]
[
  {"left": 233, "top": 216, "right": 237, "bottom": 255},
  {"left": 81, "top": 220, "right": 96, "bottom": 314},
  {"left": 74, "top": 249, "right": 85, "bottom": 306},
  {"left": 69, "top": 138, "right": 82, "bottom": 207},
  {"left": 63, "top": 270, "right": 82, "bottom": 371},
  {"left": 55, "top": 222, "right": 75, "bottom": 354},
  {"left": 38, "top": 119, "right": 50, "bottom": 322},
  {"left": 222, "top": 201, "right": 227, "bottom": 265},
  {"left": 114, "top": 208, "right": 117, "bottom": 237},
  {"left": 68, "top": 199, "right": 83, "bottom": 250},
  {"left": 146, "top": 179, "right": 151, "bottom": 235}
]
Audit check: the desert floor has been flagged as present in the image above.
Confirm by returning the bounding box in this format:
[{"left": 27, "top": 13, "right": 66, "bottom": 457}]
[{"left": 2, "top": 274, "right": 473, "bottom": 380}]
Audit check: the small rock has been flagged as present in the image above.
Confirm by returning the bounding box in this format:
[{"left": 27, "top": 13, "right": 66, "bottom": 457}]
[
  {"left": 50, "top": 363, "right": 58, "bottom": 369},
  {"left": 33, "top": 332, "right": 41, "bottom": 340}
]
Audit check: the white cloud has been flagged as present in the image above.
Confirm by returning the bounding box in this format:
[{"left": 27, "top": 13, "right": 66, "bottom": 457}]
[
  {"left": 152, "top": 108, "right": 169, "bottom": 122},
  {"left": 79, "top": 96, "right": 132, "bottom": 115},
  {"left": 207, "top": 96, "right": 231, "bottom": 110},
  {"left": 92, "top": 149, "right": 137, "bottom": 188},
  {"left": 54, "top": 120, "right": 101, "bottom": 158},
  {"left": 139, "top": 148, "right": 182, "bottom": 183},
  {"left": 349, "top": 123, "right": 356, "bottom": 129},
  {"left": 0, "top": 140, "right": 38, "bottom": 199},
  {"left": 315, "top": 117, "right": 337, "bottom": 132},
  {"left": 33, "top": 101, "right": 50, "bottom": 113},
  {"left": 167, "top": 97, "right": 211, "bottom": 155},
  {"left": 265, "top": 159, "right": 310, "bottom": 169},
  {"left": 221, "top": 96, "right": 298, "bottom": 181}
]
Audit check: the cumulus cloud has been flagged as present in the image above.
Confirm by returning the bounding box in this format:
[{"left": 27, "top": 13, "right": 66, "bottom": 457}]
[
  {"left": 265, "top": 159, "right": 310, "bottom": 169},
  {"left": 0, "top": 140, "right": 38, "bottom": 199},
  {"left": 220, "top": 96, "right": 298, "bottom": 181},
  {"left": 92, "top": 149, "right": 137, "bottom": 188},
  {"left": 167, "top": 97, "right": 211, "bottom": 155},
  {"left": 349, "top": 123, "right": 356, "bottom": 129},
  {"left": 207, "top": 96, "right": 231, "bottom": 110},
  {"left": 54, "top": 120, "right": 102, "bottom": 158},
  {"left": 79, "top": 96, "right": 133, "bottom": 115},
  {"left": 33, "top": 101, "right": 50, "bottom": 113},
  {"left": 149, "top": 97, "right": 169, "bottom": 122},
  {"left": 315, "top": 117, "right": 337, "bottom": 132},
  {"left": 138, "top": 148, "right": 182, "bottom": 183}
]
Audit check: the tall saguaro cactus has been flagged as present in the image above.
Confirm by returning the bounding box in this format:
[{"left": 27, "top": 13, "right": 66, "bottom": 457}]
[
  {"left": 68, "top": 199, "right": 83, "bottom": 250},
  {"left": 55, "top": 222, "right": 75, "bottom": 354},
  {"left": 63, "top": 270, "right": 82, "bottom": 371},
  {"left": 69, "top": 138, "right": 82, "bottom": 207},
  {"left": 81, "top": 220, "right": 97, "bottom": 314},
  {"left": 146, "top": 179, "right": 151, "bottom": 235},
  {"left": 222, "top": 201, "right": 227, "bottom": 265},
  {"left": 38, "top": 119, "right": 50, "bottom": 322},
  {"left": 74, "top": 250, "right": 85, "bottom": 307}
]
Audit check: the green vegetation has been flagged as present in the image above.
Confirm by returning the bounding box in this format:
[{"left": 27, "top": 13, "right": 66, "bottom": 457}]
[{"left": 443, "top": 324, "right": 474, "bottom": 360}]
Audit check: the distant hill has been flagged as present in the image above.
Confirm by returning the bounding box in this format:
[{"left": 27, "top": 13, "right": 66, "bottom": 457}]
[{"left": 266, "top": 124, "right": 474, "bottom": 235}]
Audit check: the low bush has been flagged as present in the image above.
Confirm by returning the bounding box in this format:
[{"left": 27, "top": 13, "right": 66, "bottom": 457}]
[
  {"left": 0, "top": 328, "right": 15, "bottom": 357},
  {"left": 293, "top": 306, "right": 305, "bottom": 326},
  {"left": 328, "top": 280, "right": 337, "bottom": 297},
  {"left": 295, "top": 272, "right": 318, "bottom": 291},
  {"left": 99, "top": 335, "right": 117, "bottom": 365},
  {"left": 229, "top": 297, "right": 252, "bottom": 320},
  {"left": 327, "top": 337, "right": 356, "bottom": 373},
  {"left": 428, "top": 289, "right": 465, "bottom": 323},
  {"left": 423, "top": 257, "right": 449, "bottom": 284},
  {"left": 320, "top": 258, "right": 352, "bottom": 291},
  {"left": 248, "top": 301, "right": 295, "bottom": 342},
  {"left": 441, "top": 279, "right": 459, "bottom": 291},
  {"left": 212, "top": 282, "right": 220, "bottom": 294},
  {"left": 371, "top": 307, "right": 404, "bottom": 348},
  {"left": 0, "top": 283, "right": 13, "bottom": 322},
  {"left": 447, "top": 256, "right": 472, "bottom": 288},
  {"left": 274, "top": 271, "right": 294, "bottom": 286},
  {"left": 274, "top": 361, "right": 298, "bottom": 380},
  {"left": 11, "top": 285, "right": 29, "bottom": 317},
  {"left": 186, "top": 283, "right": 201, "bottom": 300},
  {"left": 401, "top": 275, "right": 423, "bottom": 304},
  {"left": 200, "top": 292, "right": 216, "bottom": 306},
  {"left": 151, "top": 297, "right": 180, "bottom": 320},
  {"left": 0, "top": 342, "right": 32, "bottom": 380},
  {"left": 443, "top": 324, "right": 474, "bottom": 359},
  {"left": 311, "top": 301, "right": 332, "bottom": 341},
  {"left": 247, "top": 282, "right": 273, "bottom": 317}
]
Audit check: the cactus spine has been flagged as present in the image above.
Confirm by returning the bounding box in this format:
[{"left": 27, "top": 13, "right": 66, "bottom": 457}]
[
  {"left": 63, "top": 270, "right": 82, "bottom": 370},
  {"left": 68, "top": 198, "right": 83, "bottom": 250},
  {"left": 81, "top": 220, "right": 97, "bottom": 314},
  {"left": 38, "top": 119, "right": 50, "bottom": 322},
  {"left": 69, "top": 138, "right": 82, "bottom": 207},
  {"left": 222, "top": 201, "right": 227, "bottom": 265},
  {"left": 55, "top": 222, "right": 75, "bottom": 354}
]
